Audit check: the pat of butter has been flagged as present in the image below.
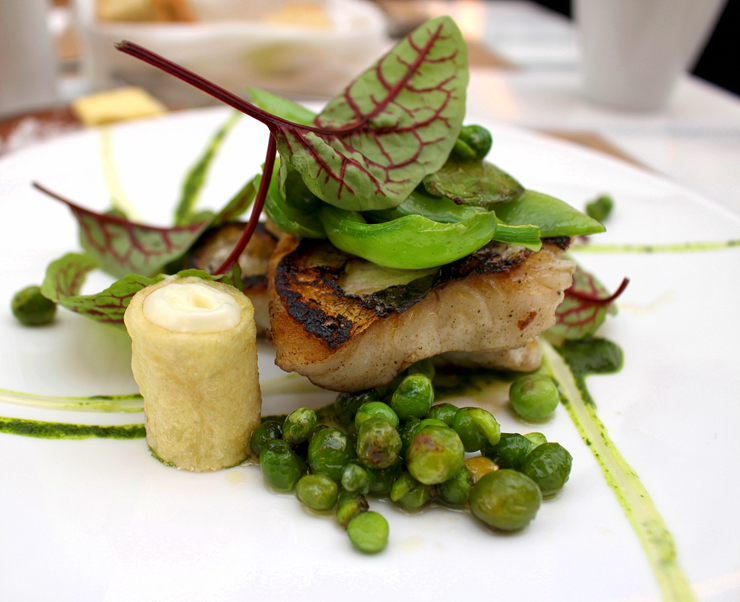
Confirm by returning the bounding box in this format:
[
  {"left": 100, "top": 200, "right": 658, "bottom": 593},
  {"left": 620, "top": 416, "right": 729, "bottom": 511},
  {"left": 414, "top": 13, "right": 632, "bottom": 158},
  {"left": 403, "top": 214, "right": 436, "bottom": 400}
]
[
  {"left": 72, "top": 87, "right": 167, "bottom": 127},
  {"left": 143, "top": 282, "right": 241, "bottom": 333}
]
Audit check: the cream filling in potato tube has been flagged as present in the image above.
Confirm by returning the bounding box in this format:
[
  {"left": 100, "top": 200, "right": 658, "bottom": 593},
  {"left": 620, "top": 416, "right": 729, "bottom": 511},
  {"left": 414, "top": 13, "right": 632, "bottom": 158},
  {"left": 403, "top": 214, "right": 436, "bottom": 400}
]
[{"left": 125, "top": 276, "right": 261, "bottom": 472}]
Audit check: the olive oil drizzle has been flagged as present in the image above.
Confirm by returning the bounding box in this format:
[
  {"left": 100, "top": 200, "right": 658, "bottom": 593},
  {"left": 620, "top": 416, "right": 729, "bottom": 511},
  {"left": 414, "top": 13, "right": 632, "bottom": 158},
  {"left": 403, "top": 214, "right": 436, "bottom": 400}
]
[
  {"left": 571, "top": 239, "right": 740, "bottom": 254},
  {"left": 0, "top": 387, "right": 144, "bottom": 413},
  {"left": 541, "top": 339, "right": 697, "bottom": 602}
]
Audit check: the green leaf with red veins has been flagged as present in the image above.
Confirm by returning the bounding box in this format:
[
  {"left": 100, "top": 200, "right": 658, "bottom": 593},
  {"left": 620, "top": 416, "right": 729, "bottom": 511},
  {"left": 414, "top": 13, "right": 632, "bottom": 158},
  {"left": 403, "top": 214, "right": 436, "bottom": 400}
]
[
  {"left": 277, "top": 16, "right": 468, "bottom": 211},
  {"left": 35, "top": 184, "right": 208, "bottom": 279},
  {"left": 41, "top": 253, "right": 165, "bottom": 327},
  {"left": 549, "top": 265, "right": 625, "bottom": 341},
  {"left": 41, "top": 254, "right": 240, "bottom": 328}
]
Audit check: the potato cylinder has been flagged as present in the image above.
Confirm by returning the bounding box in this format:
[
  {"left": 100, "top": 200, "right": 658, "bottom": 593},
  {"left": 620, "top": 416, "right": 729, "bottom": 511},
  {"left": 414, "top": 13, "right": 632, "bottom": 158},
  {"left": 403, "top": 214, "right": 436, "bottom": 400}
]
[{"left": 124, "top": 276, "right": 261, "bottom": 471}]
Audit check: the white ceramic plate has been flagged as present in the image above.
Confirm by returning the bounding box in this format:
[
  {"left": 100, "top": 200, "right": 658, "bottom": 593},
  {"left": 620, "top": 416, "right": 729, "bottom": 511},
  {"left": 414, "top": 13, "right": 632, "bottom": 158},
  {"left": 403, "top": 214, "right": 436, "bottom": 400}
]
[{"left": 0, "top": 107, "right": 738, "bottom": 602}]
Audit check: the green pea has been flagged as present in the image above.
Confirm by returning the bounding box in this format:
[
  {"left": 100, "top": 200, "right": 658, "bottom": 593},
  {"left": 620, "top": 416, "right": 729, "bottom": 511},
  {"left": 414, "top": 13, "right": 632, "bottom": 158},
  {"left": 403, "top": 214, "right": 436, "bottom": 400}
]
[
  {"left": 367, "top": 461, "right": 403, "bottom": 496},
  {"left": 482, "top": 432, "right": 532, "bottom": 471},
  {"left": 307, "top": 427, "right": 356, "bottom": 482},
  {"left": 452, "top": 124, "right": 493, "bottom": 161},
  {"left": 405, "top": 358, "right": 436, "bottom": 381},
  {"left": 469, "top": 469, "right": 541, "bottom": 531},
  {"left": 259, "top": 439, "right": 305, "bottom": 492},
  {"left": 11, "top": 285, "right": 56, "bottom": 326},
  {"left": 341, "top": 461, "right": 373, "bottom": 495},
  {"left": 356, "top": 417, "right": 402, "bottom": 470},
  {"left": 295, "top": 473, "right": 338, "bottom": 511},
  {"left": 390, "top": 473, "right": 432, "bottom": 511},
  {"left": 400, "top": 417, "right": 422, "bottom": 455},
  {"left": 451, "top": 407, "right": 501, "bottom": 452},
  {"left": 509, "top": 375, "right": 560, "bottom": 421},
  {"left": 425, "top": 403, "right": 458, "bottom": 426},
  {"left": 523, "top": 442, "right": 573, "bottom": 497},
  {"left": 334, "top": 389, "right": 379, "bottom": 429},
  {"left": 436, "top": 464, "right": 474, "bottom": 506},
  {"left": 585, "top": 194, "right": 614, "bottom": 222},
  {"left": 347, "top": 511, "right": 389, "bottom": 554},
  {"left": 390, "top": 374, "right": 434, "bottom": 421},
  {"left": 355, "top": 401, "right": 399, "bottom": 431},
  {"left": 406, "top": 425, "right": 464, "bottom": 485},
  {"left": 249, "top": 420, "right": 283, "bottom": 457},
  {"left": 282, "top": 407, "right": 317, "bottom": 445},
  {"left": 336, "top": 490, "right": 369, "bottom": 527},
  {"left": 525, "top": 432, "right": 547, "bottom": 449}
]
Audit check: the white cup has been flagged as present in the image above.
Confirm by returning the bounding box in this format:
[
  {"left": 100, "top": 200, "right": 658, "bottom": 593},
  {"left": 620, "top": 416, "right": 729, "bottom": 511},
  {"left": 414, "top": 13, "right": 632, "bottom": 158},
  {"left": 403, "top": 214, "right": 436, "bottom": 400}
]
[
  {"left": 0, "top": 0, "right": 58, "bottom": 117},
  {"left": 574, "top": 0, "right": 727, "bottom": 111}
]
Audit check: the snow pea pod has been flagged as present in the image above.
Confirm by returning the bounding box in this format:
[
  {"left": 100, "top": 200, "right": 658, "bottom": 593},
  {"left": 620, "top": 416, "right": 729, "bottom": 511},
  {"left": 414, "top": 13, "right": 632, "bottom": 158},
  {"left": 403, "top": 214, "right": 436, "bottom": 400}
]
[
  {"left": 320, "top": 205, "right": 498, "bottom": 270},
  {"left": 494, "top": 189, "right": 606, "bottom": 238},
  {"left": 263, "top": 162, "right": 326, "bottom": 239}
]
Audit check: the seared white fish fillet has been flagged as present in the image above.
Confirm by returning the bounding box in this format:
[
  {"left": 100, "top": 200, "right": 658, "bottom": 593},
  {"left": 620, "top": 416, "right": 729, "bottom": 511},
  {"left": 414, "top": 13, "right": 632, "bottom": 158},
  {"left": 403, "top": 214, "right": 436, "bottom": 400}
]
[{"left": 267, "top": 236, "right": 575, "bottom": 392}]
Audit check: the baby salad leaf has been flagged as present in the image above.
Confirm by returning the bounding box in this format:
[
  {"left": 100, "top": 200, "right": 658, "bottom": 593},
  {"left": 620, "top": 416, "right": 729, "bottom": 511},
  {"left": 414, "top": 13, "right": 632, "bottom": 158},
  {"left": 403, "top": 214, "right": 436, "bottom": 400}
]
[
  {"left": 41, "top": 254, "right": 243, "bottom": 327},
  {"left": 41, "top": 253, "right": 164, "bottom": 326},
  {"left": 34, "top": 183, "right": 208, "bottom": 279},
  {"left": 549, "top": 265, "right": 628, "bottom": 340},
  {"left": 421, "top": 157, "right": 523, "bottom": 208},
  {"left": 284, "top": 16, "right": 468, "bottom": 211},
  {"left": 247, "top": 88, "right": 317, "bottom": 126}
]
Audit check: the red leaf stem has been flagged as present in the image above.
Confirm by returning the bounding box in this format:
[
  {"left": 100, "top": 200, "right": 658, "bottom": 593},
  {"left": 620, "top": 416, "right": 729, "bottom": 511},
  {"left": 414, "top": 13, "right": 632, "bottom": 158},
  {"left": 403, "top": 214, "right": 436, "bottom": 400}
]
[
  {"left": 565, "top": 277, "right": 630, "bottom": 305},
  {"left": 115, "top": 41, "right": 359, "bottom": 136},
  {"left": 214, "top": 135, "right": 277, "bottom": 275}
]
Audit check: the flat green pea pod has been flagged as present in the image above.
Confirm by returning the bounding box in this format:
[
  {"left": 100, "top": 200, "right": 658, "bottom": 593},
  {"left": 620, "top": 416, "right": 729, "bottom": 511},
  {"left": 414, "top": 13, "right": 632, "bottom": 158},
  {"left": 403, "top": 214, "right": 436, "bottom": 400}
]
[
  {"left": 355, "top": 401, "right": 399, "bottom": 431},
  {"left": 11, "top": 285, "right": 56, "bottom": 326},
  {"left": 264, "top": 162, "right": 326, "bottom": 239},
  {"left": 436, "top": 464, "right": 473, "bottom": 506},
  {"left": 523, "top": 442, "right": 573, "bottom": 497},
  {"left": 259, "top": 439, "right": 305, "bottom": 492},
  {"left": 334, "top": 389, "right": 379, "bottom": 429},
  {"left": 336, "top": 490, "right": 369, "bottom": 527},
  {"left": 469, "top": 469, "right": 541, "bottom": 531},
  {"left": 347, "top": 511, "right": 388, "bottom": 554},
  {"left": 451, "top": 124, "right": 493, "bottom": 161},
  {"left": 406, "top": 425, "right": 464, "bottom": 485},
  {"left": 451, "top": 407, "right": 501, "bottom": 452},
  {"left": 494, "top": 189, "right": 605, "bottom": 238},
  {"left": 390, "top": 374, "right": 434, "bottom": 421},
  {"left": 425, "top": 403, "right": 458, "bottom": 427},
  {"left": 390, "top": 473, "right": 432, "bottom": 511},
  {"left": 282, "top": 407, "right": 317, "bottom": 445},
  {"left": 422, "top": 157, "right": 524, "bottom": 209},
  {"left": 295, "top": 474, "right": 338, "bottom": 511},
  {"left": 320, "top": 205, "right": 498, "bottom": 270},
  {"left": 482, "top": 432, "right": 532, "bottom": 471},
  {"left": 250, "top": 420, "right": 283, "bottom": 457},
  {"left": 356, "top": 417, "right": 402, "bottom": 470},
  {"left": 509, "top": 375, "right": 560, "bottom": 421},
  {"left": 307, "top": 428, "right": 356, "bottom": 482},
  {"left": 341, "top": 461, "right": 373, "bottom": 495}
]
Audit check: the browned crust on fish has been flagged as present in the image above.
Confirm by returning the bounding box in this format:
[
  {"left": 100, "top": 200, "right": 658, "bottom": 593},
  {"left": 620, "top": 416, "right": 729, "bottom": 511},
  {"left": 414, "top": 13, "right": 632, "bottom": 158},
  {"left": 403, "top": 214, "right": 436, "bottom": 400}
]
[{"left": 267, "top": 236, "right": 575, "bottom": 391}]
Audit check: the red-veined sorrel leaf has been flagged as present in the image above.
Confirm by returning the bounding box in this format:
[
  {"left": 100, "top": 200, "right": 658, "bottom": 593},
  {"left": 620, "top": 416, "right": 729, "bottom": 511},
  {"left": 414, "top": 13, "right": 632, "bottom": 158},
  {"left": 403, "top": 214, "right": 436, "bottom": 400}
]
[
  {"left": 41, "top": 253, "right": 243, "bottom": 327},
  {"left": 549, "top": 265, "right": 629, "bottom": 341},
  {"left": 34, "top": 183, "right": 209, "bottom": 279},
  {"left": 116, "top": 16, "right": 468, "bottom": 213},
  {"left": 284, "top": 16, "right": 468, "bottom": 211},
  {"left": 174, "top": 112, "right": 240, "bottom": 226},
  {"left": 41, "top": 253, "right": 164, "bottom": 327}
]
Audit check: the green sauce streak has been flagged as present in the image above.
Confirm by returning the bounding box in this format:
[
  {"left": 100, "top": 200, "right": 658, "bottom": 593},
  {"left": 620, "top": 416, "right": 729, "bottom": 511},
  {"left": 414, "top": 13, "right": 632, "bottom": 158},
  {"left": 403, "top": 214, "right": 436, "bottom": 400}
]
[
  {"left": 572, "top": 239, "right": 740, "bottom": 253},
  {"left": 541, "top": 338, "right": 697, "bottom": 602},
  {"left": 0, "top": 416, "right": 145, "bottom": 440}
]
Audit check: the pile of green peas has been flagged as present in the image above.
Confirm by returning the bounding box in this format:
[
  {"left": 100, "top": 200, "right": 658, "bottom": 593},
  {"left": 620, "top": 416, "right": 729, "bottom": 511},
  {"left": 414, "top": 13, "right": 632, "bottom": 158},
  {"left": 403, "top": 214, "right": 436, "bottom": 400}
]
[{"left": 250, "top": 360, "right": 573, "bottom": 553}]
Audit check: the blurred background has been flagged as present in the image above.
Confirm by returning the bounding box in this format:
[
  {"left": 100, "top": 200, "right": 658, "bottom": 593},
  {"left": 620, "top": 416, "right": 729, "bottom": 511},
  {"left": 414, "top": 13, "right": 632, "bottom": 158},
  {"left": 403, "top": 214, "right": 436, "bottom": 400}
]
[{"left": 1, "top": 0, "right": 738, "bottom": 211}]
